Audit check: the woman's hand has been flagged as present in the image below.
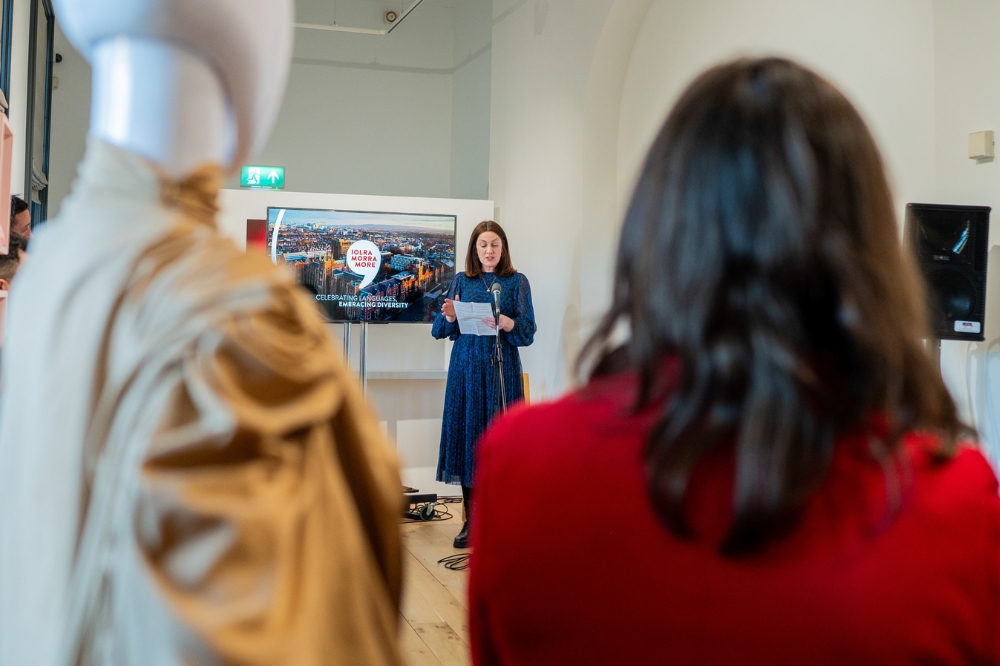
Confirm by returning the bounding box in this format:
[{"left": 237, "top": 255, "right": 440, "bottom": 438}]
[
  {"left": 442, "top": 295, "right": 459, "bottom": 323},
  {"left": 483, "top": 315, "right": 515, "bottom": 332}
]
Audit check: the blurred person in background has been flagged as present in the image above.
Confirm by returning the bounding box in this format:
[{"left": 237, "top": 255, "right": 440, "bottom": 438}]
[
  {"left": 469, "top": 57, "right": 1000, "bottom": 665},
  {"left": 0, "top": 232, "right": 27, "bottom": 353},
  {"left": 10, "top": 196, "right": 30, "bottom": 240}
]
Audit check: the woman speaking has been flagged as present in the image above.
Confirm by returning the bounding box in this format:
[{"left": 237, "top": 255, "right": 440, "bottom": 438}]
[{"left": 432, "top": 220, "right": 536, "bottom": 548}]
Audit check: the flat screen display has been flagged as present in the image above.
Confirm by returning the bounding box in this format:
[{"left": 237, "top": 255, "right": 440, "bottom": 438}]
[{"left": 265, "top": 206, "right": 457, "bottom": 323}]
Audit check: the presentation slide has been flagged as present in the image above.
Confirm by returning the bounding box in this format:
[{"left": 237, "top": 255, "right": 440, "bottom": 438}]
[{"left": 264, "top": 207, "right": 457, "bottom": 323}]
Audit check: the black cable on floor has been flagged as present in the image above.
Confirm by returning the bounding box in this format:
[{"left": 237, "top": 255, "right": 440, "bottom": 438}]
[
  {"left": 438, "top": 553, "right": 471, "bottom": 571},
  {"left": 400, "top": 501, "right": 455, "bottom": 524}
]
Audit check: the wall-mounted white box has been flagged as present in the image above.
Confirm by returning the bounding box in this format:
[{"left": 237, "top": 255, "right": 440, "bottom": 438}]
[{"left": 969, "top": 130, "right": 994, "bottom": 159}]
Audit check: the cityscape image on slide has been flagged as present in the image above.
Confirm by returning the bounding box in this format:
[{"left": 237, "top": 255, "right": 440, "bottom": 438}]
[{"left": 266, "top": 207, "right": 457, "bottom": 323}]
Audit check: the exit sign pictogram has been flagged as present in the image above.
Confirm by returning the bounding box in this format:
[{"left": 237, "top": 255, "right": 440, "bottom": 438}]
[{"left": 241, "top": 165, "right": 285, "bottom": 189}]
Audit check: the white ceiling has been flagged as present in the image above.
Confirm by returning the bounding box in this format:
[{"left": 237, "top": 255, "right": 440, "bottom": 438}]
[{"left": 296, "top": 0, "right": 462, "bottom": 27}]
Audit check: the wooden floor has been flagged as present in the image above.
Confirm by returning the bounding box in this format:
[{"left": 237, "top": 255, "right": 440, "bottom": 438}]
[{"left": 400, "top": 505, "right": 473, "bottom": 666}]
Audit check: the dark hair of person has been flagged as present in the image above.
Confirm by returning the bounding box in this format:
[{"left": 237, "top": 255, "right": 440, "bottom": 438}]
[
  {"left": 0, "top": 232, "right": 27, "bottom": 283},
  {"left": 465, "top": 220, "right": 515, "bottom": 279},
  {"left": 10, "top": 195, "right": 28, "bottom": 224},
  {"left": 580, "top": 57, "right": 966, "bottom": 557}
]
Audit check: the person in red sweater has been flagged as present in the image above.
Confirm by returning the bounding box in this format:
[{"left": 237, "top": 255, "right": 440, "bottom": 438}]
[{"left": 468, "top": 57, "right": 1000, "bottom": 665}]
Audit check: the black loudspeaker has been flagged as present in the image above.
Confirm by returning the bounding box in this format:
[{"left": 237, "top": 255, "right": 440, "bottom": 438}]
[{"left": 904, "top": 203, "right": 990, "bottom": 341}]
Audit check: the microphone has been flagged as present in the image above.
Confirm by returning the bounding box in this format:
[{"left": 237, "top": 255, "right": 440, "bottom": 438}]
[{"left": 490, "top": 282, "right": 502, "bottom": 319}]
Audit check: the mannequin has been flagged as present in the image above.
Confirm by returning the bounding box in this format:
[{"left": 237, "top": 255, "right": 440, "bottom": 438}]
[
  {"left": 0, "top": 2, "right": 403, "bottom": 665},
  {"left": 53, "top": 0, "right": 292, "bottom": 170},
  {"left": 89, "top": 37, "right": 232, "bottom": 177}
]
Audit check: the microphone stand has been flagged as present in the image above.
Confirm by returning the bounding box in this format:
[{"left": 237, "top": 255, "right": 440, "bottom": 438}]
[{"left": 491, "top": 284, "right": 508, "bottom": 415}]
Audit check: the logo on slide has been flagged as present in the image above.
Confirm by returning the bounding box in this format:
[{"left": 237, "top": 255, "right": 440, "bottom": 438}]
[{"left": 347, "top": 240, "right": 382, "bottom": 289}]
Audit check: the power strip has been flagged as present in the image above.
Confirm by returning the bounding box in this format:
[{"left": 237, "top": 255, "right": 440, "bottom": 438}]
[{"left": 404, "top": 492, "right": 437, "bottom": 505}]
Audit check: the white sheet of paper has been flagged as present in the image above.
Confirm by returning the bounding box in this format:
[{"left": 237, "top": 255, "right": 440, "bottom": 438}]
[{"left": 453, "top": 300, "right": 498, "bottom": 336}]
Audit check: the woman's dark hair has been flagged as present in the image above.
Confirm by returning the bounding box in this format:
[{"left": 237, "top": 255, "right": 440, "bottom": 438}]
[
  {"left": 465, "top": 220, "right": 515, "bottom": 278},
  {"left": 581, "top": 57, "right": 965, "bottom": 556}
]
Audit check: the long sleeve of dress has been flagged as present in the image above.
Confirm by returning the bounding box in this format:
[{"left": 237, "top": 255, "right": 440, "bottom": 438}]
[
  {"left": 506, "top": 273, "right": 536, "bottom": 347},
  {"left": 431, "top": 275, "right": 461, "bottom": 340}
]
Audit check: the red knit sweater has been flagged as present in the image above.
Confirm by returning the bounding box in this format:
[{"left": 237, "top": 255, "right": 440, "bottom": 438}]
[{"left": 469, "top": 373, "right": 1000, "bottom": 665}]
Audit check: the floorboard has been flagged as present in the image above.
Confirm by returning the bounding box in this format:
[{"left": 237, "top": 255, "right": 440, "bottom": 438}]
[
  {"left": 410, "top": 623, "right": 472, "bottom": 666},
  {"left": 400, "top": 514, "right": 472, "bottom": 666}
]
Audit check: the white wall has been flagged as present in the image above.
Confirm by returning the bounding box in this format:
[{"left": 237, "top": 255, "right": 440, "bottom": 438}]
[
  {"left": 932, "top": 0, "right": 1000, "bottom": 467},
  {"left": 488, "top": 0, "right": 620, "bottom": 400},
  {"left": 618, "top": 0, "right": 937, "bottom": 216},
  {"left": 254, "top": 0, "right": 456, "bottom": 197},
  {"left": 47, "top": 23, "right": 89, "bottom": 218},
  {"left": 263, "top": 59, "right": 453, "bottom": 197},
  {"left": 450, "top": 0, "right": 492, "bottom": 200},
  {"left": 236, "top": 0, "right": 494, "bottom": 201},
  {"left": 580, "top": 0, "right": 653, "bottom": 336},
  {"left": 8, "top": 0, "right": 30, "bottom": 201}
]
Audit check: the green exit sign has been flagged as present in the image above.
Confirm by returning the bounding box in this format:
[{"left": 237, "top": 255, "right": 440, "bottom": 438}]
[{"left": 241, "top": 165, "right": 285, "bottom": 189}]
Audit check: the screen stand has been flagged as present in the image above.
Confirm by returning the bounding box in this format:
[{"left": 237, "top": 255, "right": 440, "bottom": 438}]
[
  {"left": 360, "top": 322, "right": 369, "bottom": 395},
  {"left": 343, "top": 322, "right": 352, "bottom": 365},
  {"left": 342, "top": 321, "right": 368, "bottom": 395}
]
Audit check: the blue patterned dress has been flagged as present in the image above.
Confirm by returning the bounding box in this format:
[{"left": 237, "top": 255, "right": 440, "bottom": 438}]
[{"left": 432, "top": 271, "right": 536, "bottom": 486}]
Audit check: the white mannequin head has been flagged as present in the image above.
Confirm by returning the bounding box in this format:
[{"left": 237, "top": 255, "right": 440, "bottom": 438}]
[{"left": 54, "top": 0, "right": 293, "bottom": 176}]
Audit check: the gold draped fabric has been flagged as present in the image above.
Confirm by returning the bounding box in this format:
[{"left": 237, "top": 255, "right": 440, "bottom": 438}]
[{"left": 0, "top": 139, "right": 403, "bottom": 665}]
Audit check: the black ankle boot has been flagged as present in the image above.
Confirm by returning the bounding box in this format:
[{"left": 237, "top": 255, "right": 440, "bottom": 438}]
[{"left": 453, "top": 520, "right": 471, "bottom": 549}]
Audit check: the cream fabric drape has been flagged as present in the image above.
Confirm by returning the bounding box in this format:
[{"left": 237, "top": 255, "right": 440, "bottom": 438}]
[{"left": 0, "top": 139, "right": 403, "bottom": 665}]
